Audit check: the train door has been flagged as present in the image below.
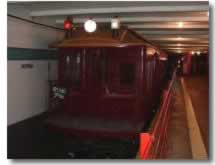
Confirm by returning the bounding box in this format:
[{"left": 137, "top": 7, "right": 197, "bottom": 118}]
[{"left": 100, "top": 47, "right": 141, "bottom": 121}]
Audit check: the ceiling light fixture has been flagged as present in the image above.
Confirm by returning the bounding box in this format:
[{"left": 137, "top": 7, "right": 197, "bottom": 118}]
[
  {"left": 84, "top": 19, "right": 97, "bottom": 33},
  {"left": 159, "top": 57, "right": 167, "bottom": 61},
  {"left": 177, "top": 37, "right": 182, "bottom": 41},
  {"left": 178, "top": 22, "right": 184, "bottom": 28},
  {"left": 197, "top": 51, "right": 201, "bottom": 56}
]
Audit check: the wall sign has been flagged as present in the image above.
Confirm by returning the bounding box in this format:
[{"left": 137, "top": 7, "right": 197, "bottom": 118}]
[{"left": 21, "top": 64, "right": 34, "bottom": 69}]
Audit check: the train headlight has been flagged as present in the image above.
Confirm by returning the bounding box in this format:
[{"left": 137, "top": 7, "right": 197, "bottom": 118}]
[
  {"left": 84, "top": 19, "right": 97, "bottom": 33},
  {"left": 111, "top": 16, "right": 120, "bottom": 29}
]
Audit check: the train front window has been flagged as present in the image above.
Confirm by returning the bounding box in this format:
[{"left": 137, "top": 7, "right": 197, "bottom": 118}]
[
  {"left": 120, "top": 63, "right": 135, "bottom": 86},
  {"left": 86, "top": 48, "right": 108, "bottom": 82},
  {"left": 64, "top": 53, "right": 81, "bottom": 88},
  {"left": 98, "top": 51, "right": 108, "bottom": 82}
]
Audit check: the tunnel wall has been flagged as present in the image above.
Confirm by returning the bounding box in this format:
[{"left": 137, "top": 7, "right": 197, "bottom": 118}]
[{"left": 7, "top": 16, "right": 64, "bottom": 125}]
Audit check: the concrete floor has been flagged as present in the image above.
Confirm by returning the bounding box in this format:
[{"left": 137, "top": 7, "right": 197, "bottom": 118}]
[
  {"left": 184, "top": 75, "right": 209, "bottom": 154},
  {"left": 8, "top": 113, "right": 139, "bottom": 159},
  {"left": 165, "top": 80, "right": 192, "bottom": 159}
]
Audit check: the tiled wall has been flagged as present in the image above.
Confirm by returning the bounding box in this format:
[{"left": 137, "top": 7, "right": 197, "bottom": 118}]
[{"left": 7, "top": 16, "right": 63, "bottom": 125}]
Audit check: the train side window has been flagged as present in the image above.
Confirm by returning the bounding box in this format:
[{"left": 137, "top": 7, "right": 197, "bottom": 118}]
[{"left": 120, "top": 63, "right": 135, "bottom": 86}]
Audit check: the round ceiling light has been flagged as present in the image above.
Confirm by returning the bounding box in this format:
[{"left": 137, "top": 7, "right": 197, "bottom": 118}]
[{"left": 84, "top": 19, "right": 97, "bottom": 33}]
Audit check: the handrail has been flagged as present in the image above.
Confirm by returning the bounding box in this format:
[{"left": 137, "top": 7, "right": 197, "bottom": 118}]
[{"left": 138, "top": 69, "right": 176, "bottom": 159}]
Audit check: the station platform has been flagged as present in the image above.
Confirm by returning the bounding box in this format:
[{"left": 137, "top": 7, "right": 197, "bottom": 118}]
[
  {"left": 165, "top": 80, "right": 192, "bottom": 159},
  {"left": 184, "top": 75, "right": 209, "bottom": 154},
  {"left": 165, "top": 75, "right": 208, "bottom": 160}
]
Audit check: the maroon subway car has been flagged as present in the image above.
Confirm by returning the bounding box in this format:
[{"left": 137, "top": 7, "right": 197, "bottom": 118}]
[{"left": 46, "top": 27, "right": 168, "bottom": 139}]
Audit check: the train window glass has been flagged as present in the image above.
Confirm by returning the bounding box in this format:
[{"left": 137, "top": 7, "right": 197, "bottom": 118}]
[
  {"left": 64, "top": 53, "right": 81, "bottom": 88},
  {"left": 120, "top": 63, "right": 135, "bottom": 86},
  {"left": 98, "top": 52, "right": 108, "bottom": 83},
  {"left": 145, "top": 62, "right": 150, "bottom": 91},
  {"left": 87, "top": 49, "right": 105, "bottom": 83},
  {"left": 145, "top": 60, "right": 154, "bottom": 91},
  {"left": 71, "top": 54, "right": 81, "bottom": 87},
  {"left": 65, "top": 55, "right": 71, "bottom": 81},
  {"left": 89, "top": 54, "right": 97, "bottom": 80}
]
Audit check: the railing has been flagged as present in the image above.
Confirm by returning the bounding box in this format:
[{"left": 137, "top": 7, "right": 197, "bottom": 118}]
[{"left": 138, "top": 70, "right": 176, "bottom": 159}]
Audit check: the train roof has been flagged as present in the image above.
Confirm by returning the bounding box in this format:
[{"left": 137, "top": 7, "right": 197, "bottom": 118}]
[{"left": 49, "top": 26, "right": 158, "bottom": 49}]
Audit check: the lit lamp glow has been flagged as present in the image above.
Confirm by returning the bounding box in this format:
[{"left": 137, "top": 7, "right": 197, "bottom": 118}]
[
  {"left": 64, "top": 17, "right": 73, "bottom": 39},
  {"left": 84, "top": 19, "right": 97, "bottom": 33},
  {"left": 146, "top": 47, "right": 156, "bottom": 56},
  {"left": 191, "top": 51, "right": 195, "bottom": 55},
  {"left": 111, "top": 17, "right": 120, "bottom": 29},
  {"left": 64, "top": 17, "right": 72, "bottom": 30},
  {"left": 159, "top": 57, "right": 167, "bottom": 61},
  {"left": 197, "top": 51, "right": 201, "bottom": 56},
  {"left": 178, "top": 22, "right": 184, "bottom": 28},
  {"left": 177, "top": 37, "right": 182, "bottom": 41}
]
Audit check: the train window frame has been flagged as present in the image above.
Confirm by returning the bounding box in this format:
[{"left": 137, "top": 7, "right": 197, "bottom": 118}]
[
  {"left": 105, "top": 54, "right": 138, "bottom": 95},
  {"left": 85, "top": 48, "right": 107, "bottom": 84},
  {"left": 64, "top": 50, "right": 82, "bottom": 89}
]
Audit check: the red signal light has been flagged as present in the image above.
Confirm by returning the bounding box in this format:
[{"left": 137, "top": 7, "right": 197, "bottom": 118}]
[{"left": 64, "top": 18, "right": 72, "bottom": 30}]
